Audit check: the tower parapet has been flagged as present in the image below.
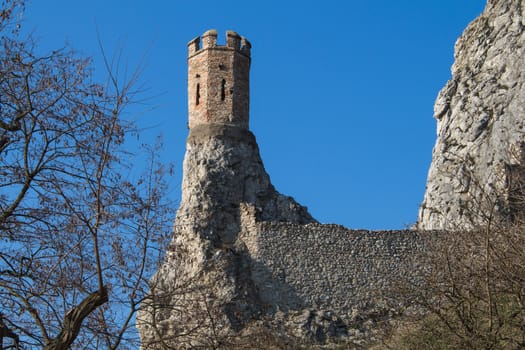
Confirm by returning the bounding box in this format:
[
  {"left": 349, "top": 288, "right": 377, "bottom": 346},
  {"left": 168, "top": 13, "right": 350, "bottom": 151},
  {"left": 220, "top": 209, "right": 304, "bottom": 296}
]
[{"left": 187, "top": 30, "right": 251, "bottom": 130}]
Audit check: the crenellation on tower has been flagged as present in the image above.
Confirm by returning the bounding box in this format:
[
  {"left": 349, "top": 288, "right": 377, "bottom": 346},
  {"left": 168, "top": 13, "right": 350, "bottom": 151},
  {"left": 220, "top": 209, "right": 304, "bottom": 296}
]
[
  {"left": 187, "top": 36, "right": 200, "bottom": 56},
  {"left": 187, "top": 29, "right": 251, "bottom": 130},
  {"left": 226, "top": 30, "right": 241, "bottom": 50},
  {"left": 201, "top": 29, "right": 218, "bottom": 49},
  {"left": 241, "top": 36, "right": 251, "bottom": 55}
]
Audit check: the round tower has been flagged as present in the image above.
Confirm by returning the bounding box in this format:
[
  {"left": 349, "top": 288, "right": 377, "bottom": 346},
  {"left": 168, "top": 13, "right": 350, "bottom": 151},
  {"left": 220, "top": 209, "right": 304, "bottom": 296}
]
[{"left": 187, "top": 29, "right": 251, "bottom": 129}]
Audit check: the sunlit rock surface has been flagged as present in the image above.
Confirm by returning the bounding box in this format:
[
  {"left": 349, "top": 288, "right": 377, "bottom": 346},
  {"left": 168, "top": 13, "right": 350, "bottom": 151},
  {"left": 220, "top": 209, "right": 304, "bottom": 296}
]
[{"left": 419, "top": 0, "right": 525, "bottom": 230}]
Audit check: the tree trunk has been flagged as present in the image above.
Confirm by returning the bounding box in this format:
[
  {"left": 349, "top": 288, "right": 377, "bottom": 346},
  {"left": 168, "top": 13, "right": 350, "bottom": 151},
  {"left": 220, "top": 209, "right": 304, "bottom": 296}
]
[{"left": 44, "top": 287, "right": 108, "bottom": 350}]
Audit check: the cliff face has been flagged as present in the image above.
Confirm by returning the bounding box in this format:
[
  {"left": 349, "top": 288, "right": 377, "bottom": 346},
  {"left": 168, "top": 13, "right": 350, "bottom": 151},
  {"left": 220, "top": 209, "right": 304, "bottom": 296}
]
[
  {"left": 418, "top": 0, "right": 525, "bottom": 230},
  {"left": 137, "top": 124, "right": 314, "bottom": 348}
]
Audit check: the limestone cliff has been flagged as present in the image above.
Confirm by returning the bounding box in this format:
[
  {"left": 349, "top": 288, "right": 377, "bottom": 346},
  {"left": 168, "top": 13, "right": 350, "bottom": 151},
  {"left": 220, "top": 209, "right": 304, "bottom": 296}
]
[
  {"left": 137, "top": 124, "right": 315, "bottom": 348},
  {"left": 419, "top": 0, "right": 525, "bottom": 230}
]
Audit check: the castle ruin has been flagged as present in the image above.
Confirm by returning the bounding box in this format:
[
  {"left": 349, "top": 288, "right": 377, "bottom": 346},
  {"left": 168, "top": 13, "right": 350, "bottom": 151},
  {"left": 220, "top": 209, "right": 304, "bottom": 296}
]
[
  {"left": 136, "top": 30, "right": 425, "bottom": 349},
  {"left": 137, "top": 4, "right": 525, "bottom": 341}
]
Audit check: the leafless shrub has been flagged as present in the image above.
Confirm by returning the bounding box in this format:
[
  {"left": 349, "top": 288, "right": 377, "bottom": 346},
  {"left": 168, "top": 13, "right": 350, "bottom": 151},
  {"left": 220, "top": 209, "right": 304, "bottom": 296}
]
[{"left": 379, "top": 159, "right": 525, "bottom": 349}]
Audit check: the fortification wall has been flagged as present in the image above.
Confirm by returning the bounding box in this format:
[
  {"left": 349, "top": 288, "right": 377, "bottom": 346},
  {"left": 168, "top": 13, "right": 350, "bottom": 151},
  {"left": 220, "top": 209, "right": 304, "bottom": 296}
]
[{"left": 241, "top": 220, "right": 426, "bottom": 317}]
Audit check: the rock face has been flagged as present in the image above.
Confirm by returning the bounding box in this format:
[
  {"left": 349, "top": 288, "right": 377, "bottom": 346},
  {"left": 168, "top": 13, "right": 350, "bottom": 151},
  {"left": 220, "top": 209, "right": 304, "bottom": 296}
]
[{"left": 418, "top": 0, "right": 525, "bottom": 230}]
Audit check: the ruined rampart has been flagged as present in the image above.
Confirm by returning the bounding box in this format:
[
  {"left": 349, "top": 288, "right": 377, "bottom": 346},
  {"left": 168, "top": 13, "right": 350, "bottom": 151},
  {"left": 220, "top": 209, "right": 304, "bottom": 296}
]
[{"left": 240, "top": 212, "right": 426, "bottom": 317}]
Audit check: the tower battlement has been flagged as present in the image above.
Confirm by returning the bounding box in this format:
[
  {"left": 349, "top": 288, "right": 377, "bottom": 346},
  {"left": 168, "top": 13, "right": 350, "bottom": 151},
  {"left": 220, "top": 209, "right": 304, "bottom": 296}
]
[
  {"left": 187, "top": 30, "right": 251, "bottom": 58},
  {"left": 187, "top": 30, "right": 251, "bottom": 130}
]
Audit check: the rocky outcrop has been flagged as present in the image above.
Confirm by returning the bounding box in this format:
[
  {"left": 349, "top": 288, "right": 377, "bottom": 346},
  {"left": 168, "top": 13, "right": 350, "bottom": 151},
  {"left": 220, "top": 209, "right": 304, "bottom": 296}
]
[
  {"left": 137, "top": 121, "right": 427, "bottom": 349},
  {"left": 137, "top": 124, "right": 314, "bottom": 348},
  {"left": 418, "top": 0, "right": 525, "bottom": 230}
]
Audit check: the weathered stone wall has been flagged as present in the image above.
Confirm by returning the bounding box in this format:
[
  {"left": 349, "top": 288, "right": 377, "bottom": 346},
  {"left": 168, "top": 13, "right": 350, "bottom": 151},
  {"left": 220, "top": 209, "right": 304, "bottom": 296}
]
[
  {"left": 241, "top": 221, "right": 425, "bottom": 317},
  {"left": 136, "top": 123, "right": 317, "bottom": 348}
]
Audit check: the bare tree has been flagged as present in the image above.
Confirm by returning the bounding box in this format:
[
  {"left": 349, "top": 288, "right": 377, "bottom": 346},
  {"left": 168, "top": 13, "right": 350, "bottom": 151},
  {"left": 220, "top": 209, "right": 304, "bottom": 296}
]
[
  {"left": 0, "top": 1, "right": 173, "bottom": 348},
  {"left": 378, "top": 162, "right": 525, "bottom": 349}
]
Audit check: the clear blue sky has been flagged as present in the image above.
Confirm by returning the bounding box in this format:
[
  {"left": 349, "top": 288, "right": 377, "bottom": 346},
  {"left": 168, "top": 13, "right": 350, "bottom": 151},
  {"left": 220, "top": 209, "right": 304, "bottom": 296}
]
[{"left": 23, "top": 1, "right": 486, "bottom": 230}]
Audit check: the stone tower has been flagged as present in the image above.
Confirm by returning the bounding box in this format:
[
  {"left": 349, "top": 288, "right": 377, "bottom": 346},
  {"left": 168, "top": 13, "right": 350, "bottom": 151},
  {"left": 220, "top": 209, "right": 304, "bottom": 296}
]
[{"left": 187, "top": 30, "right": 251, "bottom": 129}]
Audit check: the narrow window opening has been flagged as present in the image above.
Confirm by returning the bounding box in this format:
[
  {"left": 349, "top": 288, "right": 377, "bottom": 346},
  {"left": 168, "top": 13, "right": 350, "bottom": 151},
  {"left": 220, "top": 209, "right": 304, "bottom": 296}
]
[
  {"left": 221, "top": 79, "right": 226, "bottom": 101},
  {"left": 196, "top": 83, "right": 200, "bottom": 105}
]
